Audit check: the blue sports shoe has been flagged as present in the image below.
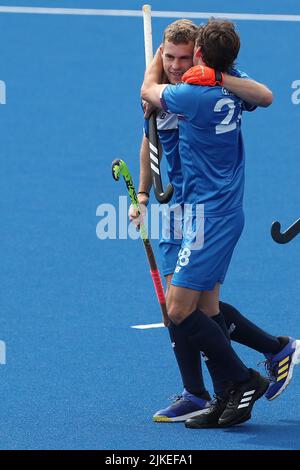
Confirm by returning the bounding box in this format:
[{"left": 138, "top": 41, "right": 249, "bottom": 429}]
[
  {"left": 264, "top": 337, "right": 300, "bottom": 400},
  {"left": 153, "top": 389, "right": 211, "bottom": 422}
]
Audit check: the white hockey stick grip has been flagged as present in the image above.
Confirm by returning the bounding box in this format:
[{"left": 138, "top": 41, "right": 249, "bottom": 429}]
[{"left": 142, "top": 4, "right": 153, "bottom": 66}]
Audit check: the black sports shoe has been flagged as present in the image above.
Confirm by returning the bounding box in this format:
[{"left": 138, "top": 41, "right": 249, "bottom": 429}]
[
  {"left": 185, "top": 396, "right": 251, "bottom": 429},
  {"left": 218, "top": 369, "right": 269, "bottom": 427}
]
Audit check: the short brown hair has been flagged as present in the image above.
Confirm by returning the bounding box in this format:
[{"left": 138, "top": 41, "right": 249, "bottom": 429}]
[
  {"left": 196, "top": 19, "right": 240, "bottom": 72},
  {"left": 163, "top": 19, "right": 198, "bottom": 45}
]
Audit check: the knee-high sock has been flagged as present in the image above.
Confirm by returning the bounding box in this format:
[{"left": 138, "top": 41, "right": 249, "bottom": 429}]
[
  {"left": 175, "top": 309, "right": 250, "bottom": 383},
  {"left": 220, "top": 301, "right": 282, "bottom": 354},
  {"left": 204, "top": 312, "right": 232, "bottom": 398},
  {"left": 168, "top": 322, "right": 210, "bottom": 399}
]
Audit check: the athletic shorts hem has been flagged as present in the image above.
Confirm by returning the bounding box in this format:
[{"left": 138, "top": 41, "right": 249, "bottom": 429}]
[
  {"left": 171, "top": 278, "right": 224, "bottom": 292},
  {"left": 162, "top": 268, "right": 175, "bottom": 277}
]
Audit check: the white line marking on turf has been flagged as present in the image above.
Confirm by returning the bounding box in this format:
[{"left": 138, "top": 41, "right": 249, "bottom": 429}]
[
  {"left": 0, "top": 7, "right": 140, "bottom": 16},
  {"left": 153, "top": 12, "right": 300, "bottom": 22},
  {"left": 131, "top": 323, "right": 165, "bottom": 329},
  {"left": 0, "top": 7, "right": 300, "bottom": 22}
]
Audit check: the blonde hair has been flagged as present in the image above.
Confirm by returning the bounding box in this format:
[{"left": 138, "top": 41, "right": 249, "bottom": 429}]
[{"left": 163, "top": 19, "right": 198, "bottom": 45}]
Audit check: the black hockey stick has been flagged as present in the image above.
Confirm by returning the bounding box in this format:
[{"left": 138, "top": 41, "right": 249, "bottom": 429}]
[
  {"left": 148, "top": 113, "right": 173, "bottom": 203},
  {"left": 143, "top": 5, "right": 173, "bottom": 204},
  {"left": 271, "top": 218, "right": 300, "bottom": 244}
]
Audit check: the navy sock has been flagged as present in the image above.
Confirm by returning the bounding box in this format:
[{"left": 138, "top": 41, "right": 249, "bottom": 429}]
[
  {"left": 211, "top": 312, "right": 231, "bottom": 341},
  {"left": 204, "top": 312, "right": 232, "bottom": 398},
  {"left": 220, "top": 301, "right": 282, "bottom": 354},
  {"left": 201, "top": 352, "right": 230, "bottom": 399},
  {"left": 177, "top": 309, "right": 250, "bottom": 383},
  {"left": 168, "top": 322, "right": 210, "bottom": 400}
]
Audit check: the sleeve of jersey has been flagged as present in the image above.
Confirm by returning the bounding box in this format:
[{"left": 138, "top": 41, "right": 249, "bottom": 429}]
[
  {"left": 230, "top": 68, "right": 257, "bottom": 112},
  {"left": 161, "top": 83, "right": 195, "bottom": 117}
]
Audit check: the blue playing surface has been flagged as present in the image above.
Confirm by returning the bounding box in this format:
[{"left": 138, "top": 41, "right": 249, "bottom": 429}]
[{"left": 1, "top": 0, "right": 300, "bottom": 450}]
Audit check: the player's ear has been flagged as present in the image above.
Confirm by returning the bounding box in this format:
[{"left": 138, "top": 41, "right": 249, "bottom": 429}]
[
  {"left": 159, "top": 43, "right": 164, "bottom": 54},
  {"left": 194, "top": 46, "right": 202, "bottom": 59}
]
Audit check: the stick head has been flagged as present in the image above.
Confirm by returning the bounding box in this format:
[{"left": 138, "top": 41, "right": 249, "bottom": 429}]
[
  {"left": 271, "top": 221, "right": 282, "bottom": 243},
  {"left": 271, "top": 219, "right": 300, "bottom": 244},
  {"left": 155, "top": 183, "right": 174, "bottom": 204},
  {"left": 111, "top": 159, "right": 123, "bottom": 181}
]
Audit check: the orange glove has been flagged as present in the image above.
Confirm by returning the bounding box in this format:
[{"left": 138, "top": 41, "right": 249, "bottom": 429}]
[{"left": 182, "top": 65, "right": 224, "bottom": 87}]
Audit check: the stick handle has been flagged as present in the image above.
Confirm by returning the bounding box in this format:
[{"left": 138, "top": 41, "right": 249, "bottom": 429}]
[
  {"left": 142, "top": 4, "right": 153, "bottom": 66},
  {"left": 150, "top": 269, "right": 166, "bottom": 304}
]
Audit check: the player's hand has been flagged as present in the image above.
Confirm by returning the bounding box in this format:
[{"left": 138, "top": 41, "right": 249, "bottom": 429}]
[
  {"left": 128, "top": 194, "right": 149, "bottom": 230},
  {"left": 141, "top": 100, "right": 156, "bottom": 119},
  {"left": 182, "top": 65, "right": 224, "bottom": 87}
]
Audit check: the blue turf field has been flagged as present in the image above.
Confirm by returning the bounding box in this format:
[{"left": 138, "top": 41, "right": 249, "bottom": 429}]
[{"left": 1, "top": 0, "right": 300, "bottom": 450}]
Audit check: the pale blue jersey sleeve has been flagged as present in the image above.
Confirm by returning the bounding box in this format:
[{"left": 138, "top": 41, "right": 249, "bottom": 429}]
[
  {"left": 231, "top": 68, "right": 257, "bottom": 112},
  {"left": 161, "top": 83, "right": 198, "bottom": 117},
  {"left": 161, "top": 69, "right": 257, "bottom": 116}
]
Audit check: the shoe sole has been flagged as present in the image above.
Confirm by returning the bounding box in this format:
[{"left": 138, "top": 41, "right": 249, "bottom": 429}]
[
  {"left": 185, "top": 413, "right": 251, "bottom": 429},
  {"left": 267, "top": 339, "right": 300, "bottom": 401},
  {"left": 153, "top": 409, "right": 209, "bottom": 423},
  {"left": 219, "top": 413, "right": 251, "bottom": 428}
]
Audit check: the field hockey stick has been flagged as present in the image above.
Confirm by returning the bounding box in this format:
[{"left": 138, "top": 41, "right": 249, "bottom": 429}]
[
  {"left": 142, "top": 4, "right": 173, "bottom": 204},
  {"left": 112, "top": 158, "right": 169, "bottom": 326},
  {"left": 271, "top": 218, "right": 300, "bottom": 244}
]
